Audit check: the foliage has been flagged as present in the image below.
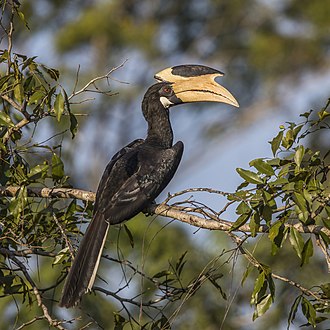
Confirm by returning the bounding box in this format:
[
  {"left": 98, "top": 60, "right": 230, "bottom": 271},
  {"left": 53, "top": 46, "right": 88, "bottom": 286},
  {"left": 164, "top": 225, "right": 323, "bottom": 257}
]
[
  {"left": 0, "top": 2, "right": 329, "bottom": 330},
  {"left": 231, "top": 103, "right": 330, "bottom": 327}
]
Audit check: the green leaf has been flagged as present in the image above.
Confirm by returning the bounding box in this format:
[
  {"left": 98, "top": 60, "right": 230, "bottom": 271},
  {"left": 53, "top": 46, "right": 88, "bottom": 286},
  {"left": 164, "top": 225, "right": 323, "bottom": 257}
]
[
  {"left": 27, "top": 163, "right": 49, "bottom": 180},
  {"left": 293, "top": 192, "right": 309, "bottom": 223},
  {"left": 268, "top": 177, "right": 288, "bottom": 187},
  {"left": 294, "top": 145, "right": 305, "bottom": 167},
  {"left": 287, "top": 295, "right": 303, "bottom": 329},
  {"left": 175, "top": 251, "right": 187, "bottom": 276},
  {"left": 0, "top": 74, "right": 12, "bottom": 92},
  {"left": 251, "top": 271, "right": 265, "bottom": 305},
  {"left": 269, "top": 130, "right": 283, "bottom": 156},
  {"left": 269, "top": 221, "right": 287, "bottom": 254},
  {"left": 54, "top": 92, "right": 65, "bottom": 122},
  {"left": 17, "top": 10, "right": 30, "bottom": 29},
  {"left": 318, "top": 109, "right": 330, "bottom": 120},
  {"left": 208, "top": 275, "right": 227, "bottom": 300},
  {"left": 262, "top": 205, "right": 272, "bottom": 223},
  {"left": 40, "top": 64, "right": 60, "bottom": 81},
  {"left": 14, "top": 80, "right": 24, "bottom": 103},
  {"left": 241, "top": 265, "right": 253, "bottom": 286},
  {"left": 28, "top": 90, "right": 45, "bottom": 105},
  {"left": 0, "top": 111, "right": 15, "bottom": 128},
  {"left": 51, "top": 153, "right": 64, "bottom": 180},
  {"left": 319, "top": 231, "right": 330, "bottom": 246},
  {"left": 268, "top": 221, "right": 282, "bottom": 242},
  {"left": 236, "top": 201, "right": 251, "bottom": 215},
  {"left": 292, "top": 124, "right": 303, "bottom": 140},
  {"left": 320, "top": 283, "right": 330, "bottom": 299},
  {"left": 53, "top": 247, "right": 70, "bottom": 265},
  {"left": 123, "top": 224, "right": 134, "bottom": 248},
  {"left": 300, "top": 238, "right": 313, "bottom": 266},
  {"left": 9, "top": 186, "right": 27, "bottom": 221},
  {"left": 301, "top": 297, "right": 316, "bottom": 327},
  {"left": 282, "top": 129, "right": 294, "bottom": 149},
  {"left": 230, "top": 213, "right": 251, "bottom": 232},
  {"left": 249, "top": 212, "right": 260, "bottom": 237},
  {"left": 236, "top": 168, "right": 264, "bottom": 184},
  {"left": 153, "top": 270, "right": 173, "bottom": 278},
  {"left": 69, "top": 113, "right": 78, "bottom": 139},
  {"left": 289, "top": 227, "right": 304, "bottom": 259},
  {"left": 267, "top": 272, "right": 275, "bottom": 298},
  {"left": 249, "top": 158, "right": 274, "bottom": 176},
  {"left": 113, "top": 312, "right": 126, "bottom": 330},
  {"left": 262, "top": 190, "right": 277, "bottom": 209},
  {"left": 253, "top": 293, "right": 272, "bottom": 320}
]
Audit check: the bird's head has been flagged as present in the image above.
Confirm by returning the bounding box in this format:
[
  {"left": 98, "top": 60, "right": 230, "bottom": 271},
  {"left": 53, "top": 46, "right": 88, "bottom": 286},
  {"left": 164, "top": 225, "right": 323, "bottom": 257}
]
[{"left": 153, "top": 64, "right": 239, "bottom": 108}]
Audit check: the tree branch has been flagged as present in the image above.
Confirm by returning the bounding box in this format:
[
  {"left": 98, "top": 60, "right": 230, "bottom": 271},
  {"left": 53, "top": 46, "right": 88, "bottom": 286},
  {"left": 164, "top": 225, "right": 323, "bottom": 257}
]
[
  {"left": 0, "top": 186, "right": 95, "bottom": 201},
  {"left": 1, "top": 185, "right": 329, "bottom": 238},
  {"left": 2, "top": 117, "right": 30, "bottom": 144},
  {"left": 68, "top": 60, "right": 128, "bottom": 101}
]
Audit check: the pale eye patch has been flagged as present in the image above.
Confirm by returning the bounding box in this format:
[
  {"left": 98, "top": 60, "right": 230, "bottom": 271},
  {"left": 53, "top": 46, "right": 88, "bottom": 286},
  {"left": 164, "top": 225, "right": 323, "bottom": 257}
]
[{"left": 160, "top": 96, "right": 174, "bottom": 108}]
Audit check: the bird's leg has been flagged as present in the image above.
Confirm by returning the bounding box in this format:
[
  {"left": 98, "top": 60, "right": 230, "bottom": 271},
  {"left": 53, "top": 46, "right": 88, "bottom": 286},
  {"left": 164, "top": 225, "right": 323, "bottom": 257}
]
[{"left": 142, "top": 200, "right": 156, "bottom": 216}]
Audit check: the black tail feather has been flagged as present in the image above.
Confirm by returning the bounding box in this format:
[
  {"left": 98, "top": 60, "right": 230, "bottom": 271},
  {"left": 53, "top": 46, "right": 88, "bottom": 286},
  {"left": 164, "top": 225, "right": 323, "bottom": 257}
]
[{"left": 59, "top": 213, "right": 109, "bottom": 308}]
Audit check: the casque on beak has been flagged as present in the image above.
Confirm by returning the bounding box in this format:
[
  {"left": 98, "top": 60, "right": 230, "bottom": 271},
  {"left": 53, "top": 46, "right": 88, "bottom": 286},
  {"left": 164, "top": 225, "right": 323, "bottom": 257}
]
[{"left": 154, "top": 64, "right": 239, "bottom": 107}]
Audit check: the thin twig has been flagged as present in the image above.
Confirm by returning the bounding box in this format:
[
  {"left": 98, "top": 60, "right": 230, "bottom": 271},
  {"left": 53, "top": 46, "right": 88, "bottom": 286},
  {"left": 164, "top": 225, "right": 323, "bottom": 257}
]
[
  {"left": 0, "top": 93, "right": 21, "bottom": 110},
  {"left": 15, "top": 316, "right": 45, "bottom": 330},
  {"left": 6, "top": 2, "right": 15, "bottom": 75},
  {"left": 3, "top": 250, "right": 66, "bottom": 329},
  {"left": 53, "top": 214, "right": 75, "bottom": 259},
  {"left": 315, "top": 235, "right": 330, "bottom": 273},
  {"left": 68, "top": 60, "right": 128, "bottom": 101}
]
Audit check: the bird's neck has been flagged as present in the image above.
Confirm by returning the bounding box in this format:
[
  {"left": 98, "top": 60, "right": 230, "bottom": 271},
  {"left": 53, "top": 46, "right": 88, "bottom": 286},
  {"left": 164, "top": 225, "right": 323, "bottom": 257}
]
[{"left": 144, "top": 104, "right": 173, "bottom": 148}]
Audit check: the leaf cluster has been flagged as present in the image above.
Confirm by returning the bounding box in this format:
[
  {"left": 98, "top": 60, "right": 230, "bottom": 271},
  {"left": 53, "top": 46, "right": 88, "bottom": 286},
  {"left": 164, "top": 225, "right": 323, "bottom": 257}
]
[{"left": 230, "top": 101, "right": 330, "bottom": 327}]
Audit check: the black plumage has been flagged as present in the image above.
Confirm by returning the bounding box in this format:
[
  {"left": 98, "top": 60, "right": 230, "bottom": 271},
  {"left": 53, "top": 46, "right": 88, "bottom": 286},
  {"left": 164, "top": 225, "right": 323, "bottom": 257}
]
[{"left": 59, "top": 65, "right": 238, "bottom": 308}]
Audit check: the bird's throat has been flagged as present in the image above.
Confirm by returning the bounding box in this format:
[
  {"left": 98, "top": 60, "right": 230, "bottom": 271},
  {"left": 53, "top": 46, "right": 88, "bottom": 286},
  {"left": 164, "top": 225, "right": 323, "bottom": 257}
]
[{"left": 145, "top": 105, "right": 173, "bottom": 148}]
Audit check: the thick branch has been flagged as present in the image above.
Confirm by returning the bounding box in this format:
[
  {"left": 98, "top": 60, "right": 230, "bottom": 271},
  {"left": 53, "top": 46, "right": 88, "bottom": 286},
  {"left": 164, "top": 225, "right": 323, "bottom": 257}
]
[
  {"left": 0, "top": 186, "right": 95, "bottom": 201},
  {"left": 1, "top": 185, "right": 329, "bottom": 238}
]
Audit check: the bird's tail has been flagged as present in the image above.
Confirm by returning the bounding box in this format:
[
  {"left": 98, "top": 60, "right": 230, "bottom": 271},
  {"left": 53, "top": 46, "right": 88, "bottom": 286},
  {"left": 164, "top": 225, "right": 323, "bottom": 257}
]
[{"left": 59, "top": 213, "right": 109, "bottom": 308}]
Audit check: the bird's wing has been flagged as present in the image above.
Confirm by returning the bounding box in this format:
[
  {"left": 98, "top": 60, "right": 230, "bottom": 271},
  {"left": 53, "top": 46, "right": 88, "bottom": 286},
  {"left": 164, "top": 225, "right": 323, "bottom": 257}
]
[
  {"left": 101, "top": 141, "right": 184, "bottom": 223},
  {"left": 94, "top": 138, "right": 144, "bottom": 210},
  {"left": 59, "top": 138, "right": 144, "bottom": 308}
]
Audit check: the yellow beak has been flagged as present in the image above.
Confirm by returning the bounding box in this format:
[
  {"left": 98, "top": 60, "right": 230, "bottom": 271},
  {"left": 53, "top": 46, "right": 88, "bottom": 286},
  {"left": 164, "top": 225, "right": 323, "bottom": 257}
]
[{"left": 154, "top": 65, "right": 239, "bottom": 107}]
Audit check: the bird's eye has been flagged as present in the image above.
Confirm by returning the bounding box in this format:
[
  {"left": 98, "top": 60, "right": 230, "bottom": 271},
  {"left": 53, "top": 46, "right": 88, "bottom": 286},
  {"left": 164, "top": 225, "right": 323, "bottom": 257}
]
[{"left": 161, "top": 85, "right": 173, "bottom": 95}]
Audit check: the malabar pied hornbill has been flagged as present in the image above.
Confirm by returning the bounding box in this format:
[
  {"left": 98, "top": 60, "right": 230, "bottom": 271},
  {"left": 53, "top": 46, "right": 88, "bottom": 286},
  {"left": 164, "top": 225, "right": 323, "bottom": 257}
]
[{"left": 59, "top": 64, "right": 239, "bottom": 308}]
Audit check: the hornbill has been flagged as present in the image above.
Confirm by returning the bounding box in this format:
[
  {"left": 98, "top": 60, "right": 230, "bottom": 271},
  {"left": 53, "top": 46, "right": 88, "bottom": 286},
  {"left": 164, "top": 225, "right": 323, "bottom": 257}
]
[{"left": 59, "top": 64, "right": 239, "bottom": 308}]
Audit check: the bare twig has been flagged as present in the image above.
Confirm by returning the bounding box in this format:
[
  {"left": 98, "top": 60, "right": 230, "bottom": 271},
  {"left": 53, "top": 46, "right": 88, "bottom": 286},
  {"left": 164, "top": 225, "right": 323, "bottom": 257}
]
[
  {"left": 6, "top": 2, "right": 15, "bottom": 75},
  {"left": 15, "top": 316, "right": 45, "bottom": 330},
  {"left": 68, "top": 60, "right": 128, "bottom": 101},
  {"left": 3, "top": 249, "right": 66, "bottom": 330},
  {"left": 315, "top": 235, "right": 330, "bottom": 273},
  {"left": 53, "top": 214, "right": 75, "bottom": 259},
  {"left": 0, "top": 93, "right": 21, "bottom": 110},
  {"left": 0, "top": 248, "right": 56, "bottom": 258}
]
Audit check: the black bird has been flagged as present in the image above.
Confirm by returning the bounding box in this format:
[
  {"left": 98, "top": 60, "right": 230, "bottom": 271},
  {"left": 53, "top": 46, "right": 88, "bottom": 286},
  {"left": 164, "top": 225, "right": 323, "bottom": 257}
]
[{"left": 59, "top": 64, "right": 239, "bottom": 308}]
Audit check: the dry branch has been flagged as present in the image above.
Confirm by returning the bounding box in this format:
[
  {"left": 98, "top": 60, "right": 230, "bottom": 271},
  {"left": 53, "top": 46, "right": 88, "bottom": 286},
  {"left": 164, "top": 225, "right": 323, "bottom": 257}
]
[{"left": 1, "top": 185, "right": 329, "bottom": 238}]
